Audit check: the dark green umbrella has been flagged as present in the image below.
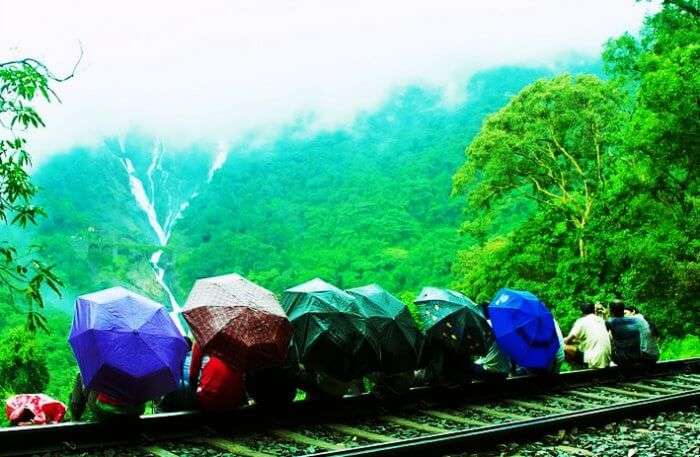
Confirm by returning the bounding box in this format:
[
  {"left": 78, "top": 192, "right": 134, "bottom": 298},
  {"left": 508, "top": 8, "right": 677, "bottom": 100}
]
[
  {"left": 415, "top": 287, "right": 490, "bottom": 358},
  {"left": 348, "top": 284, "right": 423, "bottom": 374},
  {"left": 282, "top": 278, "right": 377, "bottom": 382}
]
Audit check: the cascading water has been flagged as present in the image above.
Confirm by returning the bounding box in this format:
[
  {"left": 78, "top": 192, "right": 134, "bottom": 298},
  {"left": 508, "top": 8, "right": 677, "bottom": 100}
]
[
  {"left": 117, "top": 139, "right": 229, "bottom": 333},
  {"left": 208, "top": 140, "right": 229, "bottom": 182}
]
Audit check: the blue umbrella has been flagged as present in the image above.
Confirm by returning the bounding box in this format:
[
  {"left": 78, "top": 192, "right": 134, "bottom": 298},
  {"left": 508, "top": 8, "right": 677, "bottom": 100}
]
[
  {"left": 488, "top": 288, "right": 559, "bottom": 370},
  {"left": 69, "top": 287, "right": 188, "bottom": 403}
]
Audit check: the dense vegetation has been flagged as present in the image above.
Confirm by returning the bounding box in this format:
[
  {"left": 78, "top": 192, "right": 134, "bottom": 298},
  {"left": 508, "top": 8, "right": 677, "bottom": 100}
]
[
  {"left": 0, "top": 1, "right": 696, "bottom": 410},
  {"left": 30, "top": 64, "right": 576, "bottom": 305},
  {"left": 169, "top": 67, "right": 569, "bottom": 300},
  {"left": 452, "top": 1, "right": 700, "bottom": 336}
]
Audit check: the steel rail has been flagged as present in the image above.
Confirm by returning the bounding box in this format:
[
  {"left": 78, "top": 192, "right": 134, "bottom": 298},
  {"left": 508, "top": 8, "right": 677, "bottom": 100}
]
[
  {"left": 305, "top": 389, "right": 700, "bottom": 457},
  {"left": 0, "top": 358, "right": 697, "bottom": 456}
]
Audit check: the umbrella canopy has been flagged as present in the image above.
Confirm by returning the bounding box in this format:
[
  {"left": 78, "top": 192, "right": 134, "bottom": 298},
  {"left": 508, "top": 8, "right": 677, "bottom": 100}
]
[
  {"left": 488, "top": 288, "right": 559, "bottom": 370},
  {"left": 282, "top": 277, "right": 341, "bottom": 304},
  {"left": 183, "top": 273, "right": 293, "bottom": 372},
  {"left": 68, "top": 286, "right": 188, "bottom": 404},
  {"left": 347, "top": 284, "right": 423, "bottom": 374},
  {"left": 415, "top": 287, "right": 490, "bottom": 357},
  {"left": 282, "top": 278, "right": 376, "bottom": 382}
]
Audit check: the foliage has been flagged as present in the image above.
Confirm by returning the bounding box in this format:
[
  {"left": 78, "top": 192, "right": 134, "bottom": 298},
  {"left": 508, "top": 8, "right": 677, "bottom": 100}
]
[
  {"left": 0, "top": 58, "right": 66, "bottom": 331},
  {"left": 454, "top": 74, "right": 624, "bottom": 258},
  {"left": 29, "top": 65, "right": 580, "bottom": 308},
  {"left": 0, "top": 290, "right": 76, "bottom": 400},
  {"left": 452, "top": 1, "right": 700, "bottom": 336},
  {"left": 167, "top": 67, "right": 594, "bottom": 303},
  {"left": 0, "top": 326, "right": 49, "bottom": 394},
  {"left": 659, "top": 335, "right": 700, "bottom": 360}
]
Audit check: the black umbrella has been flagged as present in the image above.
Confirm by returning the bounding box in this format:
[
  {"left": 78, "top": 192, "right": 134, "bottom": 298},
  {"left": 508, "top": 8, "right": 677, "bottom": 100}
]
[
  {"left": 415, "top": 287, "right": 490, "bottom": 358},
  {"left": 282, "top": 278, "right": 377, "bottom": 382},
  {"left": 348, "top": 284, "right": 423, "bottom": 374}
]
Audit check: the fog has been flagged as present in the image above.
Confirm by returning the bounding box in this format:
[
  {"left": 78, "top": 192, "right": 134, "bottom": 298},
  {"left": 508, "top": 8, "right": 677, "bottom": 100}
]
[{"left": 0, "top": 0, "right": 658, "bottom": 160}]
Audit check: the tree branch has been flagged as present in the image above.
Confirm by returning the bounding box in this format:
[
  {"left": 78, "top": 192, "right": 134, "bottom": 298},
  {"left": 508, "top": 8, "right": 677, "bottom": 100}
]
[
  {"left": 0, "top": 41, "right": 83, "bottom": 83},
  {"left": 549, "top": 127, "right": 586, "bottom": 177},
  {"left": 528, "top": 176, "right": 563, "bottom": 201},
  {"left": 591, "top": 118, "right": 606, "bottom": 187}
]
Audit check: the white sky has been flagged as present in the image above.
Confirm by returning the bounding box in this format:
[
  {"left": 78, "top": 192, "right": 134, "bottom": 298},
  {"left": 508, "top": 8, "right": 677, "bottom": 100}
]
[{"left": 0, "top": 0, "right": 658, "bottom": 160}]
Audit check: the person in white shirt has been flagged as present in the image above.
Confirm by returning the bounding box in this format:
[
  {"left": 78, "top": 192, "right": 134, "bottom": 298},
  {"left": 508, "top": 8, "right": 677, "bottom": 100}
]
[{"left": 564, "top": 303, "right": 611, "bottom": 369}]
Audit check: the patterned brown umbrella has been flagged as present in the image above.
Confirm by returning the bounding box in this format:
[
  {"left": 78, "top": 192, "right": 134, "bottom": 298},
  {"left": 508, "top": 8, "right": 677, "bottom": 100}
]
[{"left": 183, "top": 273, "right": 293, "bottom": 372}]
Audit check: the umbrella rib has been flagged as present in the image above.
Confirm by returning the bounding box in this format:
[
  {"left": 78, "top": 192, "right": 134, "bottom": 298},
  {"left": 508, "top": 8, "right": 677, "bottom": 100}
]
[
  {"left": 496, "top": 317, "right": 556, "bottom": 368},
  {"left": 109, "top": 299, "right": 162, "bottom": 329},
  {"left": 136, "top": 333, "right": 178, "bottom": 385},
  {"left": 194, "top": 306, "right": 244, "bottom": 349},
  {"left": 70, "top": 328, "right": 103, "bottom": 382}
]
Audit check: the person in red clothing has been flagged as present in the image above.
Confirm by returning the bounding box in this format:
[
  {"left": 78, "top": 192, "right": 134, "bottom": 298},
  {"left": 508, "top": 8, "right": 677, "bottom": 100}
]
[{"left": 188, "top": 342, "right": 246, "bottom": 412}]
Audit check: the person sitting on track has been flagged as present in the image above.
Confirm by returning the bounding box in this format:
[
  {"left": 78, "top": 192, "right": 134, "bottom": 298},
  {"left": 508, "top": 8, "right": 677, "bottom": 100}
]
[
  {"left": 188, "top": 341, "right": 246, "bottom": 412},
  {"left": 418, "top": 344, "right": 472, "bottom": 387},
  {"left": 472, "top": 302, "right": 512, "bottom": 381},
  {"left": 514, "top": 317, "right": 565, "bottom": 376},
  {"left": 624, "top": 305, "right": 660, "bottom": 364},
  {"left": 246, "top": 362, "right": 299, "bottom": 406},
  {"left": 68, "top": 372, "right": 145, "bottom": 422},
  {"left": 155, "top": 336, "right": 198, "bottom": 412},
  {"left": 369, "top": 371, "right": 416, "bottom": 398},
  {"left": 563, "top": 303, "right": 611, "bottom": 369},
  {"left": 300, "top": 369, "right": 355, "bottom": 400},
  {"left": 606, "top": 300, "right": 658, "bottom": 367}
]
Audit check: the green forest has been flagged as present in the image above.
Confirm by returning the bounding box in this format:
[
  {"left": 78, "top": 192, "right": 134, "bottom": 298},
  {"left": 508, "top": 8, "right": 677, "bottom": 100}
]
[{"left": 0, "top": 1, "right": 698, "bottom": 411}]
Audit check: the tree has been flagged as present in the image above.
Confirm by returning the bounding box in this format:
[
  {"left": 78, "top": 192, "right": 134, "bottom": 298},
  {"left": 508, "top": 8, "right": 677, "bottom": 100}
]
[
  {"left": 451, "top": 1, "right": 700, "bottom": 337},
  {"left": 0, "top": 327, "right": 49, "bottom": 393},
  {"left": 0, "top": 53, "right": 80, "bottom": 331},
  {"left": 604, "top": 0, "right": 699, "bottom": 215},
  {"left": 453, "top": 75, "right": 624, "bottom": 259},
  {"left": 598, "top": 0, "right": 700, "bottom": 335}
]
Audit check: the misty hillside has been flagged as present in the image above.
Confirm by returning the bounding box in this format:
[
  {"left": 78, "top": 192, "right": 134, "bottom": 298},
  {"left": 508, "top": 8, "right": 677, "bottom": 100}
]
[{"left": 30, "top": 63, "right": 599, "bottom": 310}]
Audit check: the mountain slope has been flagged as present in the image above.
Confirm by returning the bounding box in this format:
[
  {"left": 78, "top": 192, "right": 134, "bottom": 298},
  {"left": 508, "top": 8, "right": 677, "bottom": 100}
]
[{"left": 29, "top": 62, "right": 599, "bottom": 310}]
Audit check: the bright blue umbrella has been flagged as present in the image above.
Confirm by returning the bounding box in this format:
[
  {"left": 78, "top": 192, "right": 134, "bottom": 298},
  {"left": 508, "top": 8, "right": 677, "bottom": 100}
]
[{"left": 488, "top": 288, "right": 559, "bottom": 370}]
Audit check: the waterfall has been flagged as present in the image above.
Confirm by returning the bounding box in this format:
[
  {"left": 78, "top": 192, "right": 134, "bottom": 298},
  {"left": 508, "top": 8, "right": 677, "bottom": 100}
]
[
  {"left": 117, "top": 139, "right": 228, "bottom": 334},
  {"left": 208, "top": 140, "right": 229, "bottom": 182}
]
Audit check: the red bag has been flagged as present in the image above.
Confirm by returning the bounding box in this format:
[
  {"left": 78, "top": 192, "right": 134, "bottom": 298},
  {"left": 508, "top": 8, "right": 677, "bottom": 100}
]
[{"left": 5, "top": 394, "right": 66, "bottom": 425}]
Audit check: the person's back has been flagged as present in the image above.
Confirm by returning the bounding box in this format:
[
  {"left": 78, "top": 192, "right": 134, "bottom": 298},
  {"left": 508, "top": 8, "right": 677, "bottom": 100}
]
[
  {"left": 550, "top": 320, "right": 565, "bottom": 374},
  {"left": 157, "top": 337, "right": 196, "bottom": 412},
  {"left": 565, "top": 307, "right": 611, "bottom": 369},
  {"left": 606, "top": 301, "right": 643, "bottom": 367},
  {"left": 189, "top": 342, "right": 245, "bottom": 412},
  {"left": 91, "top": 392, "right": 146, "bottom": 421},
  {"left": 634, "top": 314, "right": 660, "bottom": 363},
  {"left": 473, "top": 309, "right": 512, "bottom": 379},
  {"left": 246, "top": 364, "right": 299, "bottom": 406},
  {"left": 421, "top": 344, "right": 471, "bottom": 386},
  {"left": 474, "top": 335, "right": 511, "bottom": 377}
]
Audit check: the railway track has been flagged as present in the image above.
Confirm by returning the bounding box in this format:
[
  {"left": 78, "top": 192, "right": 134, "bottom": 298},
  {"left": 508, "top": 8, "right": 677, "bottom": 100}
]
[{"left": 2, "top": 358, "right": 698, "bottom": 457}]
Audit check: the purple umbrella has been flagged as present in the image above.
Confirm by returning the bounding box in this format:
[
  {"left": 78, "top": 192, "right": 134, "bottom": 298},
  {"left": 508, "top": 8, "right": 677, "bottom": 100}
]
[{"left": 68, "top": 286, "right": 188, "bottom": 404}]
